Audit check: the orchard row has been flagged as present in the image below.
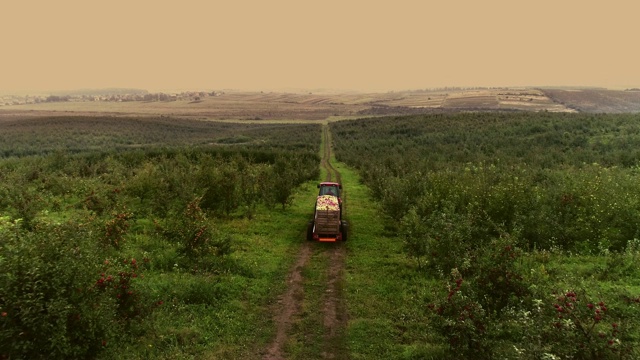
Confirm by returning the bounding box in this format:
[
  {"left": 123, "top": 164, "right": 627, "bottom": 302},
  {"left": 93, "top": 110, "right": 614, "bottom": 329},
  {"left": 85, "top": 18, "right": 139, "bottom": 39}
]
[
  {"left": 0, "top": 121, "right": 321, "bottom": 359},
  {"left": 331, "top": 112, "right": 640, "bottom": 359}
]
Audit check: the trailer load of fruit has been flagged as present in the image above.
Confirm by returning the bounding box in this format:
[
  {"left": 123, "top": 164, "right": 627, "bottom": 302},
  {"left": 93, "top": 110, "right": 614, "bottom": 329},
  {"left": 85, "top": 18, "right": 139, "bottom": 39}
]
[{"left": 316, "top": 195, "right": 339, "bottom": 211}]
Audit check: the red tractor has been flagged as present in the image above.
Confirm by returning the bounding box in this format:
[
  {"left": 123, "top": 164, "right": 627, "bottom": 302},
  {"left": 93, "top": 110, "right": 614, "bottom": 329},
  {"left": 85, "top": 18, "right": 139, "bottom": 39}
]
[{"left": 307, "top": 182, "right": 348, "bottom": 242}]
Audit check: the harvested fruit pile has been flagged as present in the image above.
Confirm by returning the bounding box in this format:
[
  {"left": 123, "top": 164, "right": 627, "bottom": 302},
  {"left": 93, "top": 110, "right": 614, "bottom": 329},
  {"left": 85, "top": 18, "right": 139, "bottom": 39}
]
[{"left": 316, "top": 195, "right": 339, "bottom": 211}]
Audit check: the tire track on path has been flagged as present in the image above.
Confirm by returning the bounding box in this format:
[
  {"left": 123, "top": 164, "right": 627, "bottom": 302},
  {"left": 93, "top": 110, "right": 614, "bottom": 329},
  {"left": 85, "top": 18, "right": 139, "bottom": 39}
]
[
  {"left": 263, "top": 244, "right": 313, "bottom": 360},
  {"left": 320, "top": 124, "right": 348, "bottom": 359}
]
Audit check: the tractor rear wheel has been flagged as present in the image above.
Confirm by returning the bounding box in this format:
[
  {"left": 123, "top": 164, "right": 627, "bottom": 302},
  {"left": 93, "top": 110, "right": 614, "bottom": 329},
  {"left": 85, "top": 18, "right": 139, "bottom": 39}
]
[
  {"left": 306, "top": 221, "right": 314, "bottom": 241},
  {"left": 340, "top": 220, "right": 349, "bottom": 242}
]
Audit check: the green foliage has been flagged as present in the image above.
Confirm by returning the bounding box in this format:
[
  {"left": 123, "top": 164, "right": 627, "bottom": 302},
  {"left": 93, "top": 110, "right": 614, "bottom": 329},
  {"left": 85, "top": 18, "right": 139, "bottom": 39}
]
[
  {"left": 0, "top": 116, "right": 321, "bottom": 157},
  {"left": 428, "top": 269, "right": 492, "bottom": 359},
  {"left": 525, "top": 291, "right": 633, "bottom": 359},
  {"left": 401, "top": 203, "right": 475, "bottom": 272},
  {"left": 332, "top": 113, "right": 640, "bottom": 254},
  {"left": 426, "top": 240, "right": 640, "bottom": 359},
  {"left": 0, "top": 220, "right": 117, "bottom": 359},
  {"left": 269, "top": 156, "right": 298, "bottom": 209},
  {"left": 4, "top": 186, "right": 43, "bottom": 231},
  {"left": 95, "top": 257, "right": 150, "bottom": 322},
  {"left": 425, "top": 231, "right": 528, "bottom": 358},
  {"left": 101, "top": 207, "right": 132, "bottom": 249},
  {"left": 333, "top": 113, "right": 640, "bottom": 358},
  {"left": 125, "top": 161, "right": 170, "bottom": 214},
  {"left": 238, "top": 162, "right": 268, "bottom": 219},
  {"left": 0, "top": 119, "right": 322, "bottom": 359},
  {"left": 473, "top": 236, "right": 529, "bottom": 315},
  {"left": 199, "top": 158, "right": 241, "bottom": 216},
  {"left": 159, "top": 197, "right": 232, "bottom": 266}
]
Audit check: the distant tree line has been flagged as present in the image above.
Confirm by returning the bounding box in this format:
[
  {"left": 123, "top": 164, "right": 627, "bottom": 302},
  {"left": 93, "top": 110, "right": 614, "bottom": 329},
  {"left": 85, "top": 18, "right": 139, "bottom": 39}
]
[{"left": 44, "top": 95, "right": 71, "bottom": 102}]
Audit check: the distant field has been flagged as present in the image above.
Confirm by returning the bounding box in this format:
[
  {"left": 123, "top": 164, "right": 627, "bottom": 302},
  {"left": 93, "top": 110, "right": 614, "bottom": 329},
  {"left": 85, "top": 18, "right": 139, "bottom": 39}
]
[
  {"left": 443, "top": 94, "right": 500, "bottom": 109},
  {"left": 5, "top": 88, "right": 639, "bottom": 120},
  {"left": 0, "top": 94, "right": 360, "bottom": 121},
  {"left": 0, "top": 115, "right": 321, "bottom": 157},
  {"left": 0, "top": 89, "right": 579, "bottom": 121},
  {"left": 542, "top": 88, "right": 640, "bottom": 113}
]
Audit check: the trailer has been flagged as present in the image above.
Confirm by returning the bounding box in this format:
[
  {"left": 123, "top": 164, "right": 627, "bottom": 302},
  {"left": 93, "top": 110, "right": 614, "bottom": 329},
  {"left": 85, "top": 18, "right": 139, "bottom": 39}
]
[{"left": 307, "top": 182, "right": 348, "bottom": 242}]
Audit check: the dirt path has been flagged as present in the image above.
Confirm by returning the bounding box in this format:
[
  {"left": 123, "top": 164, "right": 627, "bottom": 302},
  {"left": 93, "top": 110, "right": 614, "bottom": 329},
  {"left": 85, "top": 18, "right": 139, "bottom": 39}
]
[
  {"left": 263, "top": 244, "right": 313, "bottom": 360},
  {"left": 319, "top": 125, "right": 347, "bottom": 359},
  {"left": 263, "top": 124, "right": 348, "bottom": 360}
]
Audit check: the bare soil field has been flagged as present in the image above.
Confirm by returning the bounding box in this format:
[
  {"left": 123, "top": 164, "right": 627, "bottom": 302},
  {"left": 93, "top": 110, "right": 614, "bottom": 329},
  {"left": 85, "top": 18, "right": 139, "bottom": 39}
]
[
  {"left": 542, "top": 88, "right": 640, "bottom": 113},
  {"left": 0, "top": 88, "right": 580, "bottom": 121},
  {"left": 443, "top": 94, "right": 500, "bottom": 109}
]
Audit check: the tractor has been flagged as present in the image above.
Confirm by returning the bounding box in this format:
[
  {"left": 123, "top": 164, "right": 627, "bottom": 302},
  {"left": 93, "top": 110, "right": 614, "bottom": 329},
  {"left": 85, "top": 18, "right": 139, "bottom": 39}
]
[{"left": 307, "top": 182, "right": 348, "bottom": 242}]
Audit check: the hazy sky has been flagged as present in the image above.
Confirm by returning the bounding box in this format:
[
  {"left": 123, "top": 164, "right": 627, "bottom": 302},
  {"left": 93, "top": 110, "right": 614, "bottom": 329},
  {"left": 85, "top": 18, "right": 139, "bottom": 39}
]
[{"left": 2, "top": 0, "right": 638, "bottom": 92}]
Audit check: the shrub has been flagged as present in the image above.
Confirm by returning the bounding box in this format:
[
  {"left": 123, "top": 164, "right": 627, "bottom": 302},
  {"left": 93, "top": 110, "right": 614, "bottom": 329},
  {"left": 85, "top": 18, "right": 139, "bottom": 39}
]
[
  {"left": 4, "top": 187, "right": 43, "bottom": 231},
  {"left": 268, "top": 156, "right": 296, "bottom": 210},
  {"left": 473, "top": 234, "right": 530, "bottom": 315},
  {"left": 158, "top": 198, "right": 233, "bottom": 269},
  {"left": 519, "top": 289, "right": 637, "bottom": 359},
  {"left": 401, "top": 201, "right": 476, "bottom": 275},
  {"left": 428, "top": 268, "right": 493, "bottom": 359},
  {"left": 125, "top": 160, "right": 174, "bottom": 217},
  {"left": 0, "top": 220, "right": 117, "bottom": 359},
  {"left": 200, "top": 162, "right": 240, "bottom": 216},
  {"left": 426, "top": 233, "right": 530, "bottom": 359},
  {"left": 101, "top": 207, "right": 132, "bottom": 250},
  {"left": 95, "top": 257, "right": 149, "bottom": 321}
]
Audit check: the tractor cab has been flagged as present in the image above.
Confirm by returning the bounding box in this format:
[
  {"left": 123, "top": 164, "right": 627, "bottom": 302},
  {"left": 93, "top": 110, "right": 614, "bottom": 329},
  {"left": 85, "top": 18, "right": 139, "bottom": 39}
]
[{"left": 318, "top": 182, "right": 341, "bottom": 199}]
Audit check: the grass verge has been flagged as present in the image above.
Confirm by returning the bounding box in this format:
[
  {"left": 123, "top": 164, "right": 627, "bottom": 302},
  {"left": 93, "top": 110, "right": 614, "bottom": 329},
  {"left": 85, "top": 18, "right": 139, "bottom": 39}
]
[{"left": 330, "top": 160, "right": 446, "bottom": 359}]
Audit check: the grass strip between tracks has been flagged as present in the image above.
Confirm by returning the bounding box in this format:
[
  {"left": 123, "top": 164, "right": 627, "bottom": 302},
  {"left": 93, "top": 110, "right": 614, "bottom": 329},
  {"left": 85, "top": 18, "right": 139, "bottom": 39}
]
[{"left": 331, "top": 160, "right": 447, "bottom": 359}]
